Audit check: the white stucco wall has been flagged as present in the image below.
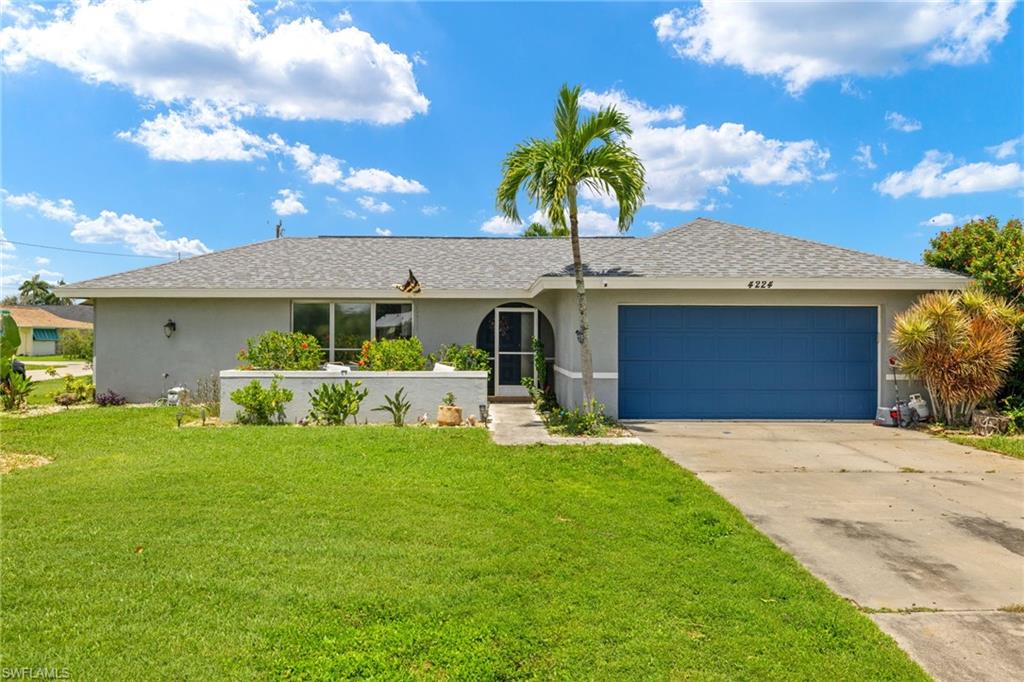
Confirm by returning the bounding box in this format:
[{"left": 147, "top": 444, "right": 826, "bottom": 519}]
[
  {"left": 94, "top": 298, "right": 291, "bottom": 402},
  {"left": 219, "top": 370, "right": 487, "bottom": 424},
  {"left": 94, "top": 288, "right": 931, "bottom": 416}
]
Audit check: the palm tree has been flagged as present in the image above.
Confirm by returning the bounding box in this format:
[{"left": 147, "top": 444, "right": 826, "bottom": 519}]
[
  {"left": 498, "top": 84, "right": 645, "bottom": 410},
  {"left": 18, "top": 274, "right": 55, "bottom": 305}
]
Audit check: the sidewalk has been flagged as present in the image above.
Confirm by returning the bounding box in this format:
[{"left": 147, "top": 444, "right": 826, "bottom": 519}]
[
  {"left": 488, "top": 402, "right": 642, "bottom": 446},
  {"left": 25, "top": 361, "right": 92, "bottom": 381}
]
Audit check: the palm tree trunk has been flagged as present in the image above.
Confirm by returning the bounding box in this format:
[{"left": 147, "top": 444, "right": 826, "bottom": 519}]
[{"left": 568, "top": 190, "right": 595, "bottom": 412}]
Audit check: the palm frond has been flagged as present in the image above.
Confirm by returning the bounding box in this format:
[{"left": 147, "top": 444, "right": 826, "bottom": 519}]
[{"left": 554, "top": 84, "right": 582, "bottom": 144}]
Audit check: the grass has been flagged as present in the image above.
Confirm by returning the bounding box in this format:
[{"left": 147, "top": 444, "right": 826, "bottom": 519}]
[
  {"left": 0, "top": 408, "right": 926, "bottom": 680},
  {"left": 945, "top": 433, "right": 1024, "bottom": 459},
  {"left": 25, "top": 376, "right": 67, "bottom": 406}
]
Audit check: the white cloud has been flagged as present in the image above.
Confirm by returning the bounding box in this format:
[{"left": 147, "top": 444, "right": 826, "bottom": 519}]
[
  {"left": 646, "top": 221, "right": 664, "bottom": 233},
  {"left": 479, "top": 215, "right": 521, "bottom": 236},
  {"left": 374, "top": 227, "right": 392, "bottom": 236},
  {"left": 334, "top": 9, "right": 353, "bottom": 26},
  {"left": 3, "top": 189, "right": 208, "bottom": 256},
  {"left": 356, "top": 195, "right": 393, "bottom": 213},
  {"left": 480, "top": 207, "right": 623, "bottom": 237},
  {"left": 853, "top": 144, "right": 876, "bottom": 170},
  {"left": 0, "top": 227, "right": 15, "bottom": 261},
  {"left": 654, "top": 2, "right": 1014, "bottom": 95},
  {"left": 271, "top": 189, "right": 307, "bottom": 216},
  {"left": 986, "top": 135, "right": 1023, "bottom": 160},
  {"left": 580, "top": 89, "right": 830, "bottom": 211},
  {"left": 33, "top": 256, "right": 49, "bottom": 265},
  {"left": 1, "top": 0, "right": 429, "bottom": 123},
  {"left": 2, "top": 191, "right": 80, "bottom": 222},
  {"left": 118, "top": 103, "right": 271, "bottom": 161},
  {"left": 341, "top": 168, "right": 427, "bottom": 194},
  {"left": 876, "top": 150, "right": 1024, "bottom": 198},
  {"left": 72, "top": 210, "right": 209, "bottom": 257},
  {"left": 341, "top": 209, "right": 363, "bottom": 220},
  {"left": 420, "top": 205, "right": 444, "bottom": 216},
  {"left": 921, "top": 212, "right": 955, "bottom": 227},
  {"left": 1, "top": 2, "right": 46, "bottom": 28},
  {"left": 578, "top": 89, "right": 684, "bottom": 127},
  {"left": 885, "top": 111, "right": 922, "bottom": 133}
]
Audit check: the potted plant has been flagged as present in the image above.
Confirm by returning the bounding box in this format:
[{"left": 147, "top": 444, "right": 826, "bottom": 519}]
[{"left": 437, "top": 391, "right": 462, "bottom": 426}]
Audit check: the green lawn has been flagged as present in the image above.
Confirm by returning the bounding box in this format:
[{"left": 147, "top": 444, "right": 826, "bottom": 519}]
[
  {"left": 946, "top": 433, "right": 1024, "bottom": 459},
  {"left": 25, "top": 376, "right": 66, "bottom": 405},
  {"left": 0, "top": 408, "right": 926, "bottom": 680}
]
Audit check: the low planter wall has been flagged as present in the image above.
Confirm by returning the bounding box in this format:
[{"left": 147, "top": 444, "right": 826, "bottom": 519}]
[{"left": 219, "top": 369, "right": 489, "bottom": 424}]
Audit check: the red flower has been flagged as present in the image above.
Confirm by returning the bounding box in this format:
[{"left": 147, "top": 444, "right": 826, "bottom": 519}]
[{"left": 300, "top": 342, "right": 309, "bottom": 350}]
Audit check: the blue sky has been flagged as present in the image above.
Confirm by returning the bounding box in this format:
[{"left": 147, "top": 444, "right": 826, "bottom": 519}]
[{"left": 1, "top": 1, "right": 1021, "bottom": 293}]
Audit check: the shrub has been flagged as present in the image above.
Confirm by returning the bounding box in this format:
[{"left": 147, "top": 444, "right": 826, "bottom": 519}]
[
  {"left": 372, "top": 388, "right": 412, "bottom": 426},
  {"left": 308, "top": 380, "right": 368, "bottom": 425},
  {"left": 62, "top": 375, "right": 94, "bottom": 403},
  {"left": 892, "top": 288, "right": 1020, "bottom": 426},
  {"left": 1, "top": 372, "right": 33, "bottom": 411},
  {"left": 60, "top": 329, "right": 94, "bottom": 360},
  {"left": 442, "top": 391, "right": 456, "bottom": 406},
  {"left": 238, "top": 330, "right": 321, "bottom": 370},
  {"left": 231, "top": 377, "right": 293, "bottom": 425},
  {"left": 437, "top": 343, "right": 490, "bottom": 373},
  {"left": 358, "top": 337, "right": 426, "bottom": 371},
  {"left": 95, "top": 389, "right": 127, "bottom": 407},
  {"left": 546, "top": 400, "right": 612, "bottom": 436}
]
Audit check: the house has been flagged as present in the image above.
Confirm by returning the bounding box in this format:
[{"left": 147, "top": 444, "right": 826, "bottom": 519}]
[
  {"left": 1, "top": 305, "right": 94, "bottom": 356},
  {"left": 59, "top": 218, "right": 968, "bottom": 418}
]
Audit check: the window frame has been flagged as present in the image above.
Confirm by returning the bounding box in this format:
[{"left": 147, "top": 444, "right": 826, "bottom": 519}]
[{"left": 290, "top": 300, "right": 415, "bottom": 363}]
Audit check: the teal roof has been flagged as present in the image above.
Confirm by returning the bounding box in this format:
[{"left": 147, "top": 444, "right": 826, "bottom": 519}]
[{"left": 32, "top": 328, "right": 59, "bottom": 342}]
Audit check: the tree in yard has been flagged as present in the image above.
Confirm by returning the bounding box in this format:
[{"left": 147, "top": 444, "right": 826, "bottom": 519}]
[
  {"left": 17, "top": 274, "right": 57, "bottom": 305},
  {"left": 891, "top": 288, "right": 1020, "bottom": 426},
  {"left": 497, "top": 84, "right": 645, "bottom": 410},
  {"left": 923, "top": 216, "right": 1024, "bottom": 400},
  {"left": 523, "top": 221, "right": 569, "bottom": 238}
]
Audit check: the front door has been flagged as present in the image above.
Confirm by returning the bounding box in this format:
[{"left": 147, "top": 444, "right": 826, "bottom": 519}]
[{"left": 495, "top": 308, "right": 537, "bottom": 397}]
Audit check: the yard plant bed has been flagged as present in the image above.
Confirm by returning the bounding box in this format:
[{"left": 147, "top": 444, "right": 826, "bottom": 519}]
[{"left": 1, "top": 408, "right": 925, "bottom": 679}]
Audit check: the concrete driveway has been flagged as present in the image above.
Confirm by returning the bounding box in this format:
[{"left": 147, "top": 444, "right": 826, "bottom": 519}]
[{"left": 631, "top": 421, "right": 1024, "bottom": 682}]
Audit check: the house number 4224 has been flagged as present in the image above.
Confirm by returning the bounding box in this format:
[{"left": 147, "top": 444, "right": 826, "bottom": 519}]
[{"left": 747, "top": 280, "right": 773, "bottom": 289}]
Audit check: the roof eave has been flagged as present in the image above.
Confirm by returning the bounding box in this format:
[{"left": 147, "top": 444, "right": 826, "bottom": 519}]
[{"left": 61, "top": 275, "right": 970, "bottom": 300}]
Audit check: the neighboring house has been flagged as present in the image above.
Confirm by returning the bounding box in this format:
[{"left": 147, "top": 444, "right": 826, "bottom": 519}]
[
  {"left": 1, "top": 305, "right": 94, "bottom": 356},
  {"left": 60, "top": 219, "right": 968, "bottom": 418}
]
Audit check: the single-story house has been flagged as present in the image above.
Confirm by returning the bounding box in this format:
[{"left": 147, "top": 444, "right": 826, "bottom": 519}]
[
  {"left": 60, "top": 218, "right": 968, "bottom": 419},
  {"left": 1, "top": 305, "right": 94, "bottom": 356}
]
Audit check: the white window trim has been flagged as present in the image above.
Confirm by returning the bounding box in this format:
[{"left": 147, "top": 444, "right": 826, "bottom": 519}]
[{"left": 291, "top": 300, "right": 415, "bottom": 363}]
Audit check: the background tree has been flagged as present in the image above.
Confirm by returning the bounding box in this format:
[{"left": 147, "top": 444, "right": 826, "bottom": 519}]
[
  {"left": 17, "top": 275, "right": 58, "bottom": 305},
  {"left": 498, "top": 84, "right": 645, "bottom": 410},
  {"left": 523, "top": 221, "right": 569, "bottom": 238},
  {"left": 924, "top": 216, "right": 1024, "bottom": 401}
]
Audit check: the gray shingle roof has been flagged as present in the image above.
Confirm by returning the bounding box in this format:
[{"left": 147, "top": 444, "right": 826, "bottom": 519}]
[{"left": 63, "top": 218, "right": 965, "bottom": 293}]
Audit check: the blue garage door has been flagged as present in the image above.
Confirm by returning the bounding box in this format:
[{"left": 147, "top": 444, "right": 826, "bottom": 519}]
[{"left": 618, "top": 306, "right": 877, "bottom": 419}]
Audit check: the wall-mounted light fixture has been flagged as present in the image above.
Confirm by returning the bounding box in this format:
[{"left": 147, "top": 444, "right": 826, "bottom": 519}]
[{"left": 163, "top": 319, "right": 177, "bottom": 338}]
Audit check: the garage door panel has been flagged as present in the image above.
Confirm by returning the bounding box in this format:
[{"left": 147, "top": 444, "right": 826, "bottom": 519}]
[{"left": 618, "top": 306, "right": 877, "bottom": 419}]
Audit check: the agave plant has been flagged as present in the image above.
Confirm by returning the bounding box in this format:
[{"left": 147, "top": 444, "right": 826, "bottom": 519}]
[{"left": 891, "top": 287, "right": 1021, "bottom": 426}]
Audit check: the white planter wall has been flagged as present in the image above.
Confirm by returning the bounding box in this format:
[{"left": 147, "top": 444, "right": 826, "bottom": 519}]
[{"left": 219, "top": 370, "right": 488, "bottom": 424}]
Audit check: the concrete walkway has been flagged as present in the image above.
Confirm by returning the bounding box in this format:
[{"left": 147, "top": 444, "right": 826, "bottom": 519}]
[
  {"left": 632, "top": 421, "right": 1024, "bottom": 682},
  {"left": 488, "top": 403, "right": 641, "bottom": 446},
  {"left": 25, "top": 361, "right": 92, "bottom": 381}
]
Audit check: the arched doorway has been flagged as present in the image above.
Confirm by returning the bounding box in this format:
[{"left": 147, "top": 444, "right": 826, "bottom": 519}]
[{"left": 476, "top": 303, "right": 555, "bottom": 397}]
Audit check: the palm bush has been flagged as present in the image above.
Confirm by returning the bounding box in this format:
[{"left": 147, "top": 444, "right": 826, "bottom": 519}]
[{"left": 891, "top": 288, "right": 1020, "bottom": 426}]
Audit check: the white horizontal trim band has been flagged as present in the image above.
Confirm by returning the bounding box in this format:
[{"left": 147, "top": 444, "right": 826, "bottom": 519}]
[
  {"left": 221, "top": 370, "right": 488, "bottom": 379},
  {"left": 60, "top": 277, "right": 969, "bottom": 299},
  {"left": 553, "top": 365, "right": 618, "bottom": 380}
]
